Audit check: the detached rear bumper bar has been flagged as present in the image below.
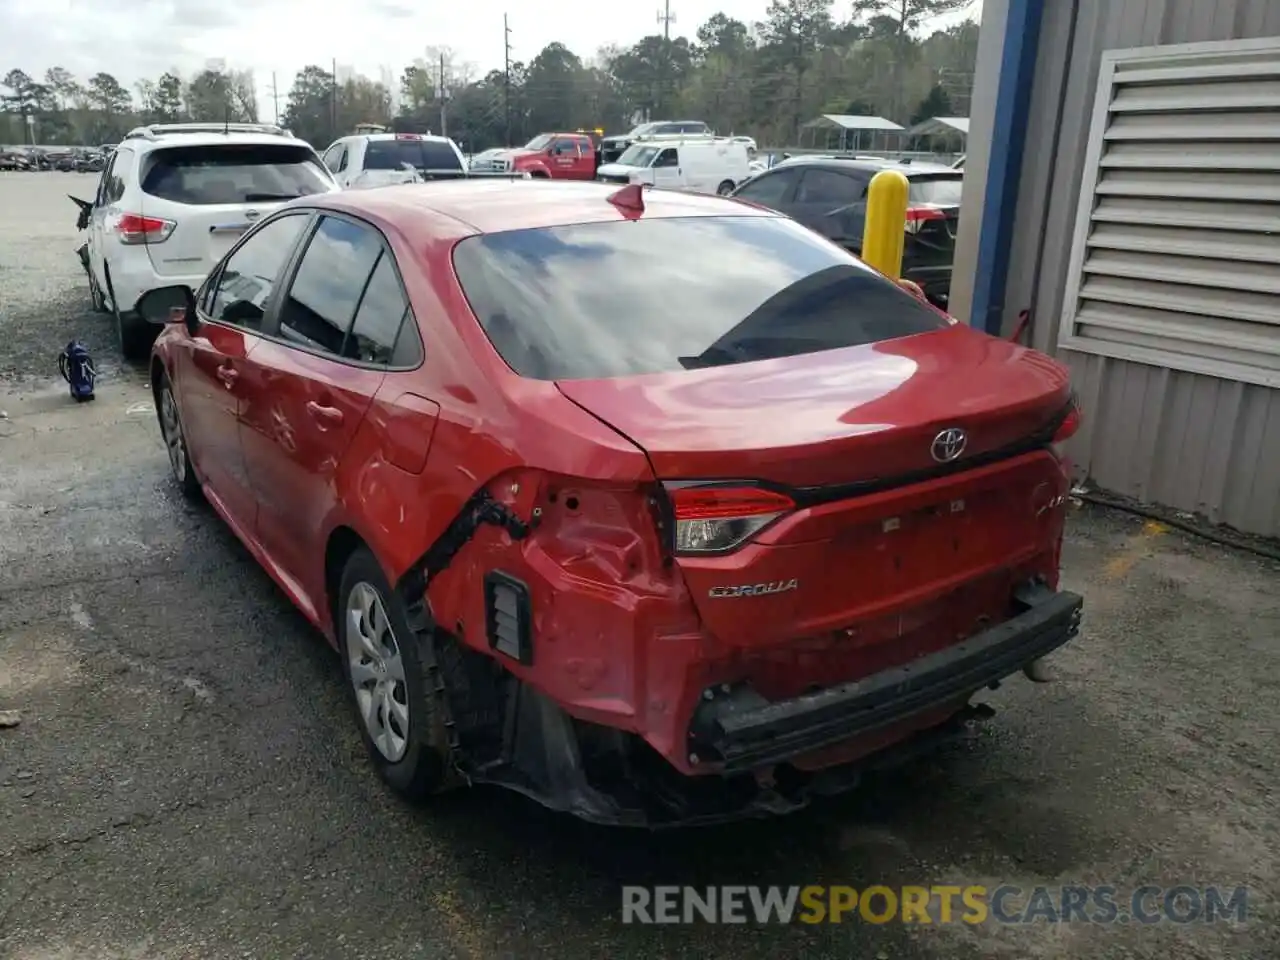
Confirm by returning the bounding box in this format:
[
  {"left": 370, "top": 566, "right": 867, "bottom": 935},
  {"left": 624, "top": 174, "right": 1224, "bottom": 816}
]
[{"left": 691, "top": 582, "right": 1084, "bottom": 773}]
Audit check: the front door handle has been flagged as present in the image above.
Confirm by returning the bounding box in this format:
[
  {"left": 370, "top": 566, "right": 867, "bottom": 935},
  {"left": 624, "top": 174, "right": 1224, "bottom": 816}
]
[
  {"left": 306, "top": 400, "right": 344, "bottom": 426},
  {"left": 216, "top": 364, "right": 238, "bottom": 388}
]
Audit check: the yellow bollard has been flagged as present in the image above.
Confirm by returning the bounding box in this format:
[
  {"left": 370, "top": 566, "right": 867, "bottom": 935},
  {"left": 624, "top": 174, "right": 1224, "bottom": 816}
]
[{"left": 861, "top": 169, "right": 910, "bottom": 280}]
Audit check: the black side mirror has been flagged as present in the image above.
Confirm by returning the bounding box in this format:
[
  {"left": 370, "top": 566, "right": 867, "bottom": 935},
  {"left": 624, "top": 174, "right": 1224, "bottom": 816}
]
[
  {"left": 137, "top": 284, "right": 198, "bottom": 335},
  {"left": 69, "top": 195, "right": 92, "bottom": 231}
]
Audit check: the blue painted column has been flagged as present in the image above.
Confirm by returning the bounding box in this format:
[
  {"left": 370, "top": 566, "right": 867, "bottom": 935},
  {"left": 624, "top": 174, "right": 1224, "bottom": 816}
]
[{"left": 968, "top": 0, "right": 1046, "bottom": 335}]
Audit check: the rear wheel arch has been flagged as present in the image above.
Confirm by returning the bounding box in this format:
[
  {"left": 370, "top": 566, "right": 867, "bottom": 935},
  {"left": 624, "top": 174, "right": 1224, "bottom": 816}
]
[{"left": 325, "top": 525, "right": 368, "bottom": 637}]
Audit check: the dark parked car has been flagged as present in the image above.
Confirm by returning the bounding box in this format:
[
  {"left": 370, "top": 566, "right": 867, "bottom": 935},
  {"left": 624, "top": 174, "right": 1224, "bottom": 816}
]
[{"left": 731, "top": 156, "right": 963, "bottom": 308}]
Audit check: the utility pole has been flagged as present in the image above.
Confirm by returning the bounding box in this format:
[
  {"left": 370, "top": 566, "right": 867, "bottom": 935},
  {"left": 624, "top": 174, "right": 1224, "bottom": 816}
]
[
  {"left": 438, "top": 51, "right": 448, "bottom": 139},
  {"left": 270, "top": 71, "right": 281, "bottom": 124},
  {"left": 331, "top": 57, "right": 338, "bottom": 140},
  {"left": 656, "top": 0, "right": 675, "bottom": 118},
  {"left": 503, "top": 14, "right": 513, "bottom": 147}
]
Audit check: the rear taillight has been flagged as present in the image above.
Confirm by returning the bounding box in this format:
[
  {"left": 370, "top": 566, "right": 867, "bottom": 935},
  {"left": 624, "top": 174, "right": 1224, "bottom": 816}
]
[
  {"left": 667, "top": 483, "right": 795, "bottom": 555},
  {"left": 115, "top": 213, "right": 175, "bottom": 245},
  {"left": 1051, "top": 397, "right": 1083, "bottom": 460},
  {"left": 904, "top": 206, "right": 946, "bottom": 235}
]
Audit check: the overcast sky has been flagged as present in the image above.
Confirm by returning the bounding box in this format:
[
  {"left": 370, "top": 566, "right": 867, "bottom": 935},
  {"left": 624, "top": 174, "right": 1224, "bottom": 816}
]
[{"left": 2, "top": 0, "right": 980, "bottom": 108}]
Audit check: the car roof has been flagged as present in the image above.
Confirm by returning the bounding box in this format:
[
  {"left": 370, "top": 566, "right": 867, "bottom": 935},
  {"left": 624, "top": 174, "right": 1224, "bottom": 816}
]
[
  {"left": 313, "top": 179, "right": 778, "bottom": 237},
  {"left": 774, "top": 156, "right": 960, "bottom": 176},
  {"left": 361, "top": 133, "right": 455, "bottom": 143},
  {"left": 125, "top": 132, "right": 315, "bottom": 151}
]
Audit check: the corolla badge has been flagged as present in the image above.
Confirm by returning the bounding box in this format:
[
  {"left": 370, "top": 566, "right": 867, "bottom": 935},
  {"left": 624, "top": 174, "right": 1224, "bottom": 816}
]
[
  {"left": 708, "top": 579, "right": 799, "bottom": 599},
  {"left": 931, "top": 427, "right": 968, "bottom": 463}
]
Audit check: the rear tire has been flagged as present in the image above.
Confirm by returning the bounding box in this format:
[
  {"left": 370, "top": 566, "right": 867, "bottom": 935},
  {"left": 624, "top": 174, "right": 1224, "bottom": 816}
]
[
  {"left": 106, "top": 270, "right": 154, "bottom": 362},
  {"left": 716, "top": 180, "right": 735, "bottom": 195},
  {"left": 338, "top": 547, "right": 456, "bottom": 800},
  {"left": 88, "top": 266, "right": 109, "bottom": 314},
  {"left": 156, "top": 371, "right": 201, "bottom": 501}
]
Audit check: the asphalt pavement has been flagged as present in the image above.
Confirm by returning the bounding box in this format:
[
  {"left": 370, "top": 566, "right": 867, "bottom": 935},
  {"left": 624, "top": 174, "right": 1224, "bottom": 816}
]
[{"left": 1, "top": 172, "right": 1278, "bottom": 960}]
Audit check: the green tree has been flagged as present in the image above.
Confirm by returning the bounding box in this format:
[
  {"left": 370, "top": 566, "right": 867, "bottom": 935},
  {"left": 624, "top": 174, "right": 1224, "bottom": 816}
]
[
  {"left": 523, "top": 42, "right": 584, "bottom": 133},
  {"left": 910, "top": 82, "right": 953, "bottom": 124},
  {"left": 154, "top": 72, "right": 186, "bottom": 121},
  {"left": 850, "top": 0, "right": 971, "bottom": 119},
  {"left": 283, "top": 65, "right": 338, "bottom": 146},
  {"left": 758, "top": 0, "right": 836, "bottom": 142}
]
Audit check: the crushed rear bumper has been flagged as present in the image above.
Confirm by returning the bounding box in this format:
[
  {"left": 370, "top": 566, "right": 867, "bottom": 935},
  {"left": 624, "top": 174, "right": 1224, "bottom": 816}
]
[
  {"left": 456, "top": 581, "right": 1082, "bottom": 828},
  {"left": 689, "top": 582, "right": 1083, "bottom": 773}
]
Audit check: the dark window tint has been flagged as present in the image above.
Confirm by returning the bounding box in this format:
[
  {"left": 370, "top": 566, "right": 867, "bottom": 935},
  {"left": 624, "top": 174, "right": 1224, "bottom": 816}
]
[
  {"left": 278, "top": 217, "right": 383, "bottom": 355},
  {"left": 452, "top": 216, "right": 949, "bottom": 381},
  {"left": 909, "top": 176, "right": 963, "bottom": 206},
  {"left": 796, "top": 168, "right": 861, "bottom": 204},
  {"left": 347, "top": 253, "right": 413, "bottom": 365},
  {"left": 678, "top": 122, "right": 710, "bottom": 134},
  {"left": 550, "top": 138, "right": 580, "bottom": 155},
  {"left": 654, "top": 148, "right": 678, "bottom": 168},
  {"left": 209, "top": 214, "right": 308, "bottom": 330},
  {"left": 732, "top": 168, "right": 798, "bottom": 208},
  {"left": 364, "top": 138, "right": 461, "bottom": 171},
  {"left": 141, "top": 144, "right": 331, "bottom": 205}
]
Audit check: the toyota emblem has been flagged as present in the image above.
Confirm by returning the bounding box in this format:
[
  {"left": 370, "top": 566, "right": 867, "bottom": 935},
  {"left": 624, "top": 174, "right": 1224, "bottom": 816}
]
[
  {"left": 245, "top": 209, "right": 261, "bottom": 220},
  {"left": 931, "top": 427, "right": 968, "bottom": 463}
]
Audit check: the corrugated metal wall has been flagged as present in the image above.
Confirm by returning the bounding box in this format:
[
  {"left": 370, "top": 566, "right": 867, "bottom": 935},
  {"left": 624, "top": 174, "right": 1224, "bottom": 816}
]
[{"left": 994, "top": 0, "right": 1280, "bottom": 537}]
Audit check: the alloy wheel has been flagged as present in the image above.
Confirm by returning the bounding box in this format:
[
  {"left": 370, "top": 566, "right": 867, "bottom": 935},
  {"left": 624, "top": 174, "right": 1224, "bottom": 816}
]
[
  {"left": 346, "top": 581, "right": 410, "bottom": 762},
  {"left": 159, "top": 386, "right": 187, "bottom": 484}
]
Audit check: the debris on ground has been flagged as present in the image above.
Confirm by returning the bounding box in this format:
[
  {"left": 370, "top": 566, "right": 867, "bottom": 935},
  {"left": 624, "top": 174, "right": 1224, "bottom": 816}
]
[{"left": 0, "top": 709, "right": 21, "bottom": 728}]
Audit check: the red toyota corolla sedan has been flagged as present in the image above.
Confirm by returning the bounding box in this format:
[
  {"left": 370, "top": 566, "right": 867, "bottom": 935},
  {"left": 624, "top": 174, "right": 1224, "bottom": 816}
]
[{"left": 139, "top": 179, "right": 1084, "bottom": 826}]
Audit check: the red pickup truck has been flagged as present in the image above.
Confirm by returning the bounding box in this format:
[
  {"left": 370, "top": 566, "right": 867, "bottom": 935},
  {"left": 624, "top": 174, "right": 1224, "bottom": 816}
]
[{"left": 469, "top": 132, "right": 599, "bottom": 179}]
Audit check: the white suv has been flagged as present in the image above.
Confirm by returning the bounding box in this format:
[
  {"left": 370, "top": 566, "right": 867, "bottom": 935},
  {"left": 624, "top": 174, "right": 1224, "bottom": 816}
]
[
  {"left": 320, "top": 132, "right": 468, "bottom": 188},
  {"left": 81, "top": 122, "right": 339, "bottom": 359}
]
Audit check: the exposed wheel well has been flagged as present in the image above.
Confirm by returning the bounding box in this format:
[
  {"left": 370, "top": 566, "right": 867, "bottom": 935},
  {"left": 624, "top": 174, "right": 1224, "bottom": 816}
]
[
  {"left": 150, "top": 357, "right": 165, "bottom": 401},
  {"left": 528, "top": 169, "right": 550, "bottom": 179},
  {"left": 324, "top": 526, "right": 366, "bottom": 634}
]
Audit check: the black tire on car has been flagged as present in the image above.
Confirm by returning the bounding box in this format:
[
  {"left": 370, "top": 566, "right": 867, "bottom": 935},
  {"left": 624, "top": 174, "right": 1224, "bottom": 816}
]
[
  {"left": 716, "top": 180, "right": 735, "bottom": 195},
  {"left": 106, "top": 269, "right": 154, "bottom": 361},
  {"left": 88, "top": 266, "right": 109, "bottom": 314},
  {"left": 338, "top": 547, "right": 455, "bottom": 800},
  {"left": 156, "top": 371, "right": 201, "bottom": 501}
]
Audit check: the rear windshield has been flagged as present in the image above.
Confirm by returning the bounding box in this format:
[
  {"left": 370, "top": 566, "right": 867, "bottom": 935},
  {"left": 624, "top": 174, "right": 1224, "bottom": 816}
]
[
  {"left": 909, "top": 176, "right": 963, "bottom": 206},
  {"left": 452, "top": 215, "right": 949, "bottom": 381},
  {"left": 365, "top": 138, "right": 461, "bottom": 171},
  {"left": 141, "top": 144, "right": 332, "bottom": 205}
]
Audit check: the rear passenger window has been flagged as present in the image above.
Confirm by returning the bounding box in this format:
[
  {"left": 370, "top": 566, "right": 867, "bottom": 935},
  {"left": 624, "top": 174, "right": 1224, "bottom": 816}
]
[
  {"left": 278, "top": 217, "right": 382, "bottom": 355},
  {"left": 347, "top": 254, "right": 416, "bottom": 365},
  {"left": 208, "top": 214, "right": 308, "bottom": 330}
]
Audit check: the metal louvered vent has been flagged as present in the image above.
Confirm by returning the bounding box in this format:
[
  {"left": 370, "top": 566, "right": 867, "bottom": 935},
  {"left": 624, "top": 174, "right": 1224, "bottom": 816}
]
[
  {"left": 483, "top": 571, "right": 533, "bottom": 665},
  {"left": 1058, "top": 39, "right": 1280, "bottom": 388}
]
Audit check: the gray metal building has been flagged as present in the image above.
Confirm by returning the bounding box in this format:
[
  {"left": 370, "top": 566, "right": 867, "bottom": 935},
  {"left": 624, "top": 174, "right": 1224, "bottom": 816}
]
[{"left": 950, "top": 0, "right": 1280, "bottom": 537}]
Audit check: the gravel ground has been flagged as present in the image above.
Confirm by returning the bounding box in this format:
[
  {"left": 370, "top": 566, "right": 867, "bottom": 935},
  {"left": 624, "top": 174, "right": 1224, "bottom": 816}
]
[
  {"left": 2, "top": 171, "right": 1279, "bottom": 960},
  {"left": 0, "top": 171, "right": 129, "bottom": 384}
]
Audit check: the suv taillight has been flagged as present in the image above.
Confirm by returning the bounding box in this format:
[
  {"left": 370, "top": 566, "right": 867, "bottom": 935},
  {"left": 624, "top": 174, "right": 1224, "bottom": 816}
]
[
  {"left": 904, "top": 206, "right": 946, "bottom": 234},
  {"left": 115, "top": 213, "right": 176, "bottom": 245},
  {"left": 666, "top": 483, "right": 795, "bottom": 555}
]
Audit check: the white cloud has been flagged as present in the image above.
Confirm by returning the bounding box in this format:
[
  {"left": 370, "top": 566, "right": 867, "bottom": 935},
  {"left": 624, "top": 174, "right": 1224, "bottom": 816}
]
[{"left": 2, "top": 0, "right": 980, "bottom": 116}]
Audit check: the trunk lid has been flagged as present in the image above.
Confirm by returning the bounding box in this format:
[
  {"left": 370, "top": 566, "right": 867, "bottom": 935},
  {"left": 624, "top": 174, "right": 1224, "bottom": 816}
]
[
  {"left": 555, "top": 325, "right": 1070, "bottom": 489},
  {"left": 556, "top": 325, "right": 1073, "bottom": 665}
]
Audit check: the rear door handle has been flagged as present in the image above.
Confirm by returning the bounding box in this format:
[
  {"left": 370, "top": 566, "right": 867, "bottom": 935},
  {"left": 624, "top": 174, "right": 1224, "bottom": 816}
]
[
  {"left": 216, "top": 364, "right": 238, "bottom": 388},
  {"left": 306, "top": 401, "right": 344, "bottom": 426}
]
